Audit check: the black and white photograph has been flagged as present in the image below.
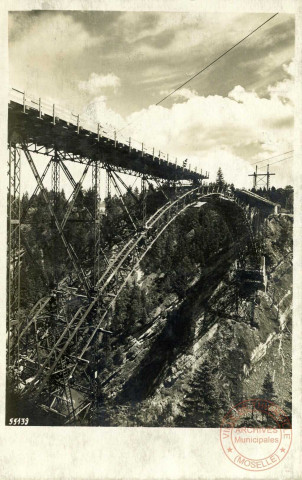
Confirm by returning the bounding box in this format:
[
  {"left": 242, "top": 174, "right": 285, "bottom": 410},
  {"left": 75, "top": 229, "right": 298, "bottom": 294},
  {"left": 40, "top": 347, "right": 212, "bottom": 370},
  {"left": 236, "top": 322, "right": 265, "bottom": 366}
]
[{"left": 6, "top": 7, "right": 296, "bottom": 437}]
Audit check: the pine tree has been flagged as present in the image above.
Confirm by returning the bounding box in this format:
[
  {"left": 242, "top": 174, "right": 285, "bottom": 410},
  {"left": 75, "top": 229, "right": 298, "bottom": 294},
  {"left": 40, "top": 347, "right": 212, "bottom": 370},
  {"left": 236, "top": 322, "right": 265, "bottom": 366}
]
[
  {"left": 262, "top": 372, "right": 276, "bottom": 401},
  {"left": 114, "top": 283, "right": 131, "bottom": 330},
  {"left": 216, "top": 167, "right": 225, "bottom": 188},
  {"left": 285, "top": 186, "right": 293, "bottom": 213},
  {"left": 279, "top": 222, "right": 289, "bottom": 251},
  {"left": 179, "top": 360, "right": 218, "bottom": 427},
  {"left": 259, "top": 372, "right": 276, "bottom": 423},
  {"left": 127, "top": 282, "right": 143, "bottom": 331}
]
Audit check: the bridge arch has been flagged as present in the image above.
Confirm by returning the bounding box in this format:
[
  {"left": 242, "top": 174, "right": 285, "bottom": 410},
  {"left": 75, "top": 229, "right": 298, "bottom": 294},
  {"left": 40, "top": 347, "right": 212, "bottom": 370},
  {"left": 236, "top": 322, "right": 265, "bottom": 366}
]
[
  {"left": 22, "top": 184, "right": 261, "bottom": 416},
  {"left": 7, "top": 90, "right": 278, "bottom": 423}
]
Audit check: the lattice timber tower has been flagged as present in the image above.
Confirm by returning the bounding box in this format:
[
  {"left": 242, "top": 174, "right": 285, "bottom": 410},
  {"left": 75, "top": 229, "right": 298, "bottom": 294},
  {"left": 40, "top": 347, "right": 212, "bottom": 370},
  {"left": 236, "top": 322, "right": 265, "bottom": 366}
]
[{"left": 7, "top": 89, "right": 210, "bottom": 423}]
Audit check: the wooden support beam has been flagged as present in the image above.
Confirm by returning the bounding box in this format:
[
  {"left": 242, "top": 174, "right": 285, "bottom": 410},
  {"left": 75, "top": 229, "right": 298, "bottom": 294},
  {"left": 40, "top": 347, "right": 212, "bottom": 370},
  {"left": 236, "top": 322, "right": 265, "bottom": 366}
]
[{"left": 23, "top": 146, "right": 91, "bottom": 296}]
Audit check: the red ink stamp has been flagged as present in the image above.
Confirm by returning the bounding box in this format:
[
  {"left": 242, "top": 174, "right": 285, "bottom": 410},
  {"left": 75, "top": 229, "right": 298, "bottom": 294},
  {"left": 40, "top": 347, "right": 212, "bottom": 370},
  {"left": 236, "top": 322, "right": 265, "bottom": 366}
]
[{"left": 220, "top": 399, "right": 292, "bottom": 472}]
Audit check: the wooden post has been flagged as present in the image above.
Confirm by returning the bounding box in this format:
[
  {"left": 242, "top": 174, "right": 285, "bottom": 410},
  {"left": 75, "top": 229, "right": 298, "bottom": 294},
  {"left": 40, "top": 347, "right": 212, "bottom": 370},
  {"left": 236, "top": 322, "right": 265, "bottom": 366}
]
[
  {"left": 53, "top": 104, "right": 56, "bottom": 125},
  {"left": 129, "top": 137, "right": 131, "bottom": 152},
  {"left": 141, "top": 143, "right": 144, "bottom": 158},
  {"left": 167, "top": 153, "right": 169, "bottom": 162},
  {"left": 77, "top": 115, "right": 80, "bottom": 134},
  {"left": 152, "top": 147, "right": 154, "bottom": 160},
  {"left": 39, "top": 98, "right": 42, "bottom": 119},
  {"left": 97, "top": 123, "right": 100, "bottom": 141},
  {"left": 114, "top": 131, "right": 117, "bottom": 148}
]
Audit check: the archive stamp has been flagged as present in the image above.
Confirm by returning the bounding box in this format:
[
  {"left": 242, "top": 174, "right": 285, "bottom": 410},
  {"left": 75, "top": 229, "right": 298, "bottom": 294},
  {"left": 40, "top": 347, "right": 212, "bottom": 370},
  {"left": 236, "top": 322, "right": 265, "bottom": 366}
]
[{"left": 220, "top": 399, "right": 292, "bottom": 472}]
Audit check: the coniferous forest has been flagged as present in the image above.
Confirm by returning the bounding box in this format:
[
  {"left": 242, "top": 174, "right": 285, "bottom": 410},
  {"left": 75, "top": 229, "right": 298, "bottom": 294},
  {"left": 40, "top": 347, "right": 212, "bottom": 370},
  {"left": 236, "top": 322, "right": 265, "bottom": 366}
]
[
  {"left": 8, "top": 176, "right": 293, "bottom": 427},
  {"left": 18, "top": 184, "right": 235, "bottom": 327}
]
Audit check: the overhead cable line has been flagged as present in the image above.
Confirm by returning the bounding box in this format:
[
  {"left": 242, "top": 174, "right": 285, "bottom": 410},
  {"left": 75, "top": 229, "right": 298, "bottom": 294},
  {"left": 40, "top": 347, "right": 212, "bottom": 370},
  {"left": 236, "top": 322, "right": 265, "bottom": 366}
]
[
  {"left": 267, "top": 155, "right": 293, "bottom": 167},
  {"left": 117, "top": 13, "right": 278, "bottom": 134},
  {"left": 251, "top": 149, "right": 293, "bottom": 166},
  {"left": 256, "top": 155, "right": 293, "bottom": 170},
  {"left": 155, "top": 13, "right": 279, "bottom": 106}
]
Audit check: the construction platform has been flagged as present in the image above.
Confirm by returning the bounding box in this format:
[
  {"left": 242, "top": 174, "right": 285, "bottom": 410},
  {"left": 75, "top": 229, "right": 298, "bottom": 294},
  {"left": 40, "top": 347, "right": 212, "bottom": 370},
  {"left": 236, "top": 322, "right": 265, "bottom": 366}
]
[{"left": 8, "top": 89, "right": 208, "bottom": 183}]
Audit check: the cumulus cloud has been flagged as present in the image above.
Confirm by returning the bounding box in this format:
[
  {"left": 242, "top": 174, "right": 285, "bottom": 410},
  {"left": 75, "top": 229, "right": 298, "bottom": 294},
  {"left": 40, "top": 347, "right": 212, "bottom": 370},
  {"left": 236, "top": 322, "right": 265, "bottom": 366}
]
[
  {"left": 118, "top": 67, "right": 294, "bottom": 187},
  {"left": 78, "top": 72, "right": 121, "bottom": 94},
  {"left": 116, "top": 12, "right": 247, "bottom": 56},
  {"left": 10, "top": 12, "right": 294, "bottom": 193},
  {"left": 284, "top": 60, "right": 294, "bottom": 76},
  {"left": 267, "top": 61, "right": 294, "bottom": 104},
  {"left": 83, "top": 96, "right": 125, "bottom": 132},
  {"left": 9, "top": 13, "right": 101, "bottom": 107},
  {"left": 67, "top": 57, "right": 295, "bottom": 188}
]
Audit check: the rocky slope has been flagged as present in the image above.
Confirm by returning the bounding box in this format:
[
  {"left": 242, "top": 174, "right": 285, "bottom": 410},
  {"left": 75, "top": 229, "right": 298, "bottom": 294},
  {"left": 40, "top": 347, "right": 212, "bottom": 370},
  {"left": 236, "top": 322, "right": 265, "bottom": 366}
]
[{"left": 95, "top": 214, "right": 292, "bottom": 427}]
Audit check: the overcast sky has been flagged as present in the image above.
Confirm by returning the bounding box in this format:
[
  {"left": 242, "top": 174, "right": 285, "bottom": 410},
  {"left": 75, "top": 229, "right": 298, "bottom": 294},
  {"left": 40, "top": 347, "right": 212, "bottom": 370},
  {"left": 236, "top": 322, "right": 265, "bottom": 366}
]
[{"left": 9, "top": 11, "right": 295, "bottom": 191}]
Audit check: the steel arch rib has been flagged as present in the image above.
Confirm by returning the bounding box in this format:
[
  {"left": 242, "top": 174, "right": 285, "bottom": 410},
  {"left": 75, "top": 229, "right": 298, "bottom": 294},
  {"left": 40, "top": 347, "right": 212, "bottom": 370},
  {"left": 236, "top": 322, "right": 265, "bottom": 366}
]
[
  {"left": 19, "top": 186, "right": 198, "bottom": 381},
  {"left": 32, "top": 198, "right": 198, "bottom": 395},
  {"left": 96, "top": 186, "right": 199, "bottom": 289},
  {"left": 25, "top": 186, "right": 201, "bottom": 395},
  {"left": 75, "top": 200, "right": 196, "bottom": 363},
  {"left": 24, "top": 185, "right": 259, "bottom": 399},
  {"left": 24, "top": 186, "right": 212, "bottom": 390}
]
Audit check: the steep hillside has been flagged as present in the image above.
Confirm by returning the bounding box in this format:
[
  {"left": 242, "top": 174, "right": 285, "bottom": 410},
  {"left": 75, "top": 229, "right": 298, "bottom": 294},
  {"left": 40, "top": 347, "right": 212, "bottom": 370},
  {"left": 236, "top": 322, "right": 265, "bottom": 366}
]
[
  {"left": 94, "top": 214, "right": 292, "bottom": 427},
  {"left": 13, "top": 189, "right": 292, "bottom": 427}
]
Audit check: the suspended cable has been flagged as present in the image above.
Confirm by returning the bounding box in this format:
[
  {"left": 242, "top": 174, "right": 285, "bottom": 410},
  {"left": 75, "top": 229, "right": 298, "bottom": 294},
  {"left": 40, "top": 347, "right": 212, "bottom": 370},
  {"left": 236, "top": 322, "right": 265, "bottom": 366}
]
[
  {"left": 267, "top": 155, "right": 293, "bottom": 167},
  {"left": 256, "top": 155, "right": 293, "bottom": 170},
  {"left": 251, "top": 149, "right": 293, "bottom": 166},
  {"left": 117, "top": 13, "right": 278, "bottom": 134},
  {"left": 155, "top": 14, "right": 279, "bottom": 106}
]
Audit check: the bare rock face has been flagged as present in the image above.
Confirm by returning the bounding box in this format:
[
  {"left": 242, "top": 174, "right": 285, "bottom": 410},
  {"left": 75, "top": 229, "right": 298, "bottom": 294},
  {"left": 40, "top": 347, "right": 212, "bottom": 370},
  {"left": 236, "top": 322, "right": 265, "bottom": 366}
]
[{"left": 96, "top": 214, "right": 292, "bottom": 427}]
